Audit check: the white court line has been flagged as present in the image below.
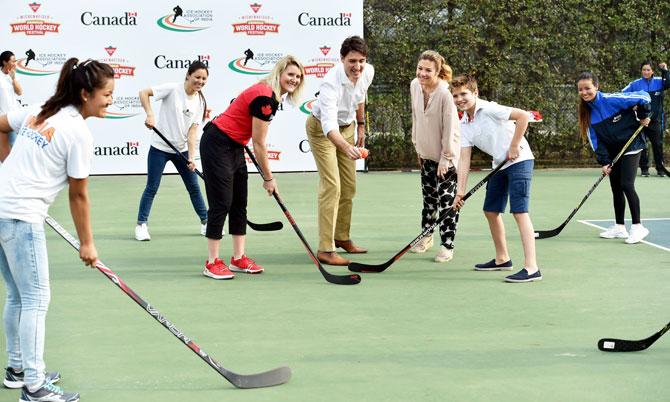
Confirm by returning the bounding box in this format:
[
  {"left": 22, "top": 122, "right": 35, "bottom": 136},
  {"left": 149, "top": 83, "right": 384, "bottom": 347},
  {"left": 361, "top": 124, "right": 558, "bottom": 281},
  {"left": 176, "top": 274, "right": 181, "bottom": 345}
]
[
  {"left": 583, "top": 218, "right": 670, "bottom": 222},
  {"left": 578, "top": 219, "right": 670, "bottom": 253}
]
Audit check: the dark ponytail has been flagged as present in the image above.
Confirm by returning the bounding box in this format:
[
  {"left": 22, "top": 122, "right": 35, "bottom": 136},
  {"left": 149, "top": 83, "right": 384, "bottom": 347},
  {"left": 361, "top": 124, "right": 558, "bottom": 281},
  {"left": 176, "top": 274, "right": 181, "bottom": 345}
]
[
  {"left": 36, "top": 58, "right": 115, "bottom": 124},
  {"left": 186, "top": 60, "right": 209, "bottom": 121}
]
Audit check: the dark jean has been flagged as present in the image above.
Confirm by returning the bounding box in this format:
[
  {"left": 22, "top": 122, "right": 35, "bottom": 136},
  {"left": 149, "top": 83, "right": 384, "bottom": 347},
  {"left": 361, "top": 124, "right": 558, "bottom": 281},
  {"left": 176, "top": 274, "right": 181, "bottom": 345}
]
[
  {"left": 137, "top": 146, "right": 208, "bottom": 224},
  {"left": 483, "top": 159, "right": 534, "bottom": 213}
]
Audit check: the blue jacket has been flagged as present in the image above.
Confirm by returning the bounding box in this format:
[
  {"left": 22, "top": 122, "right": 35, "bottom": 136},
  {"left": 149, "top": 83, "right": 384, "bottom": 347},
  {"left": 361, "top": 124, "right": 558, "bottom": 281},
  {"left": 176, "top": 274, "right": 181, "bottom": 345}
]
[
  {"left": 622, "top": 68, "right": 670, "bottom": 127},
  {"left": 587, "top": 91, "right": 651, "bottom": 165}
]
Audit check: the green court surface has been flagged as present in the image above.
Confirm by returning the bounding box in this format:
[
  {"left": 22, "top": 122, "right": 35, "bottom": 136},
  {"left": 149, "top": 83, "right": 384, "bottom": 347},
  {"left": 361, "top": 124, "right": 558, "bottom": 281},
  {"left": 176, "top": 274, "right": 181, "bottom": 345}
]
[{"left": 1, "top": 168, "right": 669, "bottom": 402}]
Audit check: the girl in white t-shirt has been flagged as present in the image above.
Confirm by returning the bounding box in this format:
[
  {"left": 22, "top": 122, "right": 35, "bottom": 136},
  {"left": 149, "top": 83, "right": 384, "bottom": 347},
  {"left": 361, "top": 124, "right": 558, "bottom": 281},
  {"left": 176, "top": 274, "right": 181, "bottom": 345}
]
[
  {"left": 0, "top": 50, "right": 23, "bottom": 147},
  {"left": 0, "top": 57, "right": 115, "bottom": 401},
  {"left": 135, "top": 61, "right": 209, "bottom": 241}
]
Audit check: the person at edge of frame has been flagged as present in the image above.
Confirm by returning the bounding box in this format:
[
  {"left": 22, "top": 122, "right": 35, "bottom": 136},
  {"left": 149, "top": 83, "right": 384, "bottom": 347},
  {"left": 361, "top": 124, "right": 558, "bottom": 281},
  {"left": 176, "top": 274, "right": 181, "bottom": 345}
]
[
  {"left": 578, "top": 71, "right": 651, "bottom": 244},
  {"left": 199, "top": 55, "right": 305, "bottom": 280},
  {"left": 0, "top": 58, "right": 115, "bottom": 402},
  {"left": 408, "top": 50, "right": 461, "bottom": 263},
  {"left": 134, "top": 61, "right": 210, "bottom": 242},
  {"left": 622, "top": 60, "right": 670, "bottom": 177},
  {"left": 451, "top": 74, "right": 543, "bottom": 283},
  {"left": 0, "top": 50, "right": 23, "bottom": 148},
  {"left": 306, "top": 35, "right": 373, "bottom": 266}
]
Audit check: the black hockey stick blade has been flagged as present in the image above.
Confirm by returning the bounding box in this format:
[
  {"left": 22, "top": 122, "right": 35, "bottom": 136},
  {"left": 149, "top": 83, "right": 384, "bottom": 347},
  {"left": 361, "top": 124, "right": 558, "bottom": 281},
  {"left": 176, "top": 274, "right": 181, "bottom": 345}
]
[
  {"left": 349, "top": 159, "right": 508, "bottom": 273},
  {"left": 45, "top": 215, "right": 291, "bottom": 388},
  {"left": 243, "top": 146, "right": 361, "bottom": 285},
  {"left": 598, "top": 322, "right": 670, "bottom": 352},
  {"left": 659, "top": 164, "right": 670, "bottom": 178},
  {"left": 247, "top": 220, "right": 283, "bottom": 232},
  {"left": 534, "top": 222, "right": 568, "bottom": 239},
  {"left": 150, "top": 126, "right": 283, "bottom": 232}
]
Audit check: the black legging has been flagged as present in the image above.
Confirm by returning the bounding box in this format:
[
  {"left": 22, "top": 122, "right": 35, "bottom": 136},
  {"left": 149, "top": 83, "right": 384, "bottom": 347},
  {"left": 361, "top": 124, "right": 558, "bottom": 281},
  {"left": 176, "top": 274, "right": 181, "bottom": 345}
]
[{"left": 608, "top": 152, "right": 641, "bottom": 225}]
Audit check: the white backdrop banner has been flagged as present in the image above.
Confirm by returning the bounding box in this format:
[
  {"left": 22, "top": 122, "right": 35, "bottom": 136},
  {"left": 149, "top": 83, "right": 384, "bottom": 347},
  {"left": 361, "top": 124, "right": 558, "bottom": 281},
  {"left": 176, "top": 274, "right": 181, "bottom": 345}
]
[{"left": 3, "top": 0, "right": 364, "bottom": 174}]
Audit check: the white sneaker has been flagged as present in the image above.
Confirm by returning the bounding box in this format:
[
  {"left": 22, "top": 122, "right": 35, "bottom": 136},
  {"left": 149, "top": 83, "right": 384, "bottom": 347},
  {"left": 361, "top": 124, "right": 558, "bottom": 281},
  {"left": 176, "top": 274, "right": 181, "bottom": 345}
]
[
  {"left": 135, "top": 223, "right": 151, "bottom": 241},
  {"left": 625, "top": 224, "right": 649, "bottom": 244},
  {"left": 434, "top": 246, "right": 454, "bottom": 263},
  {"left": 200, "top": 224, "right": 224, "bottom": 237},
  {"left": 599, "top": 225, "right": 628, "bottom": 239},
  {"left": 410, "top": 236, "right": 433, "bottom": 253}
]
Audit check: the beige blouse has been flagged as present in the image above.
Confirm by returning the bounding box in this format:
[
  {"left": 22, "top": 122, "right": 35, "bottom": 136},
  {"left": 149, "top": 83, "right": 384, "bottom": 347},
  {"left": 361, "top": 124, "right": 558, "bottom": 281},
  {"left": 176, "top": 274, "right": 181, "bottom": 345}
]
[{"left": 410, "top": 78, "right": 460, "bottom": 168}]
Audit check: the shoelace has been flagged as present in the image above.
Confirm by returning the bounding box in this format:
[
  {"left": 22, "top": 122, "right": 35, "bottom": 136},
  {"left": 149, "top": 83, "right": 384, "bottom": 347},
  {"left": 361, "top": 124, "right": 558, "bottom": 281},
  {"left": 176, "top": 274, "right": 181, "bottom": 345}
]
[{"left": 42, "top": 381, "right": 64, "bottom": 395}]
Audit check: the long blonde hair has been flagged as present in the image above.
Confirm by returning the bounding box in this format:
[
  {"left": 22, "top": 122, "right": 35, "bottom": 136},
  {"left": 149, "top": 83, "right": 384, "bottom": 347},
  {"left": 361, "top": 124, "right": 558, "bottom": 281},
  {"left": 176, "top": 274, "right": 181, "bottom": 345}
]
[
  {"left": 418, "top": 50, "right": 452, "bottom": 81},
  {"left": 260, "top": 55, "right": 306, "bottom": 105}
]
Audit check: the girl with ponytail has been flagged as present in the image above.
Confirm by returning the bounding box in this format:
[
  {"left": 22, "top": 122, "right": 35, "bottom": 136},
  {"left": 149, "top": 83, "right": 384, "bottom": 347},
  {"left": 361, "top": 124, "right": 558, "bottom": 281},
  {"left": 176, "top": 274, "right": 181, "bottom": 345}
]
[{"left": 0, "top": 57, "right": 114, "bottom": 401}]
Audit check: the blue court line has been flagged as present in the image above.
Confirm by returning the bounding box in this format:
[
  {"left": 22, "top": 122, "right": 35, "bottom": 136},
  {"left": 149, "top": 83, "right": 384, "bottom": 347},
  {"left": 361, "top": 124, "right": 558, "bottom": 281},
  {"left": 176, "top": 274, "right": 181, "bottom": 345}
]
[{"left": 579, "top": 218, "right": 670, "bottom": 252}]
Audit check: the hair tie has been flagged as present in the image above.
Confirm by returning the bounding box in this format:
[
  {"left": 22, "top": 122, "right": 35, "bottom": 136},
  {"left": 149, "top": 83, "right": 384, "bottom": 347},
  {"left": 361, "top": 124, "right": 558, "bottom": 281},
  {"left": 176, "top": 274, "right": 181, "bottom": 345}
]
[{"left": 72, "top": 64, "right": 78, "bottom": 70}]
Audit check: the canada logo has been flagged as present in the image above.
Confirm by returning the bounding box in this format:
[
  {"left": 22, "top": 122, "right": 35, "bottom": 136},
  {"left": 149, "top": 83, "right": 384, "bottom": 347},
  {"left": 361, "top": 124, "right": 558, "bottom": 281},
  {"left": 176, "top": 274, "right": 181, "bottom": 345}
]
[
  {"left": 232, "top": 3, "right": 279, "bottom": 36},
  {"left": 99, "top": 46, "right": 135, "bottom": 79},
  {"left": 157, "top": 5, "right": 213, "bottom": 32},
  {"left": 10, "top": 2, "right": 60, "bottom": 36}
]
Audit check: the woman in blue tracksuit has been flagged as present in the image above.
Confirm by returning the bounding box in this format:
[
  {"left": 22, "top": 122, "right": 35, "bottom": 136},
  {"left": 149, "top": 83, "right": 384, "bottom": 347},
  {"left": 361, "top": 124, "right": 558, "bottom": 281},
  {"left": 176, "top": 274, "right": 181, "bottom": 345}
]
[
  {"left": 622, "top": 60, "right": 670, "bottom": 177},
  {"left": 577, "top": 71, "right": 651, "bottom": 244}
]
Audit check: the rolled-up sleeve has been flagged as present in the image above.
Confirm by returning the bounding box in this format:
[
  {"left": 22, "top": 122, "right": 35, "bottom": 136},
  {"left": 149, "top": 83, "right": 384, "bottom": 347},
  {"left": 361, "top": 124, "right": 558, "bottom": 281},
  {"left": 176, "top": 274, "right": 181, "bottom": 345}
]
[{"left": 318, "top": 80, "right": 340, "bottom": 136}]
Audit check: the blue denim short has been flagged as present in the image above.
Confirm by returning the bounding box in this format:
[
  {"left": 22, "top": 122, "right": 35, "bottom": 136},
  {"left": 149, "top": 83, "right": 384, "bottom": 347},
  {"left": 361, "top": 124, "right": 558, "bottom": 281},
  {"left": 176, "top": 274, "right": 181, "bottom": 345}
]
[{"left": 483, "top": 160, "right": 534, "bottom": 213}]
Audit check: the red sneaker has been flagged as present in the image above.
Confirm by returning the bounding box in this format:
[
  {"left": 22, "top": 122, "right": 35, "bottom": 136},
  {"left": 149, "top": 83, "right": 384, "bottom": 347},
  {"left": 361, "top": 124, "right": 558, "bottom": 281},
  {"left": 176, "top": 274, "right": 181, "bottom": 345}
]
[
  {"left": 230, "top": 255, "right": 264, "bottom": 274},
  {"left": 203, "top": 258, "right": 235, "bottom": 280}
]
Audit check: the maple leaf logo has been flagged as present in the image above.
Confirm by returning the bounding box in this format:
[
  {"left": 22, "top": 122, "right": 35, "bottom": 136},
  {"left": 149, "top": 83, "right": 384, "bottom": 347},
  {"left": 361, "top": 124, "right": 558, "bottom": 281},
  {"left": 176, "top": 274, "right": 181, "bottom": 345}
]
[
  {"left": 104, "top": 46, "right": 117, "bottom": 56},
  {"left": 29, "top": 2, "right": 41, "bottom": 12},
  {"left": 261, "top": 104, "right": 272, "bottom": 116},
  {"left": 250, "top": 3, "right": 261, "bottom": 13},
  {"left": 319, "top": 46, "right": 331, "bottom": 56}
]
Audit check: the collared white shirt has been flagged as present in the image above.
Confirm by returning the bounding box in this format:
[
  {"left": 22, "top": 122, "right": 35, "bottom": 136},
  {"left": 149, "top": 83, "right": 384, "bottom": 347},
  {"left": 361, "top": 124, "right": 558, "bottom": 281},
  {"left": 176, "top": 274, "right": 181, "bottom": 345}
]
[
  {"left": 311, "top": 62, "right": 374, "bottom": 136},
  {"left": 460, "top": 99, "right": 534, "bottom": 169}
]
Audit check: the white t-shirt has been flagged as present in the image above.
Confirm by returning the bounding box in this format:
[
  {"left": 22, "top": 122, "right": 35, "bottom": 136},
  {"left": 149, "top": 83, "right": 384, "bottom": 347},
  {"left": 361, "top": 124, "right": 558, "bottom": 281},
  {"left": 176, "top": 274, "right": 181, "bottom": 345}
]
[
  {"left": 459, "top": 99, "right": 534, "bottom": 169},
  {"left": 150, "top": 82, "right": 204, "bottom": 153},
  {"left": 0, "top": 71, "right": 18, "bottom": 115},
  {"left": 311, "top": 63, "right": 374, "bottom": 136},
  {"left": 0, "top": 105, "right": 93, "bottom": 223}
]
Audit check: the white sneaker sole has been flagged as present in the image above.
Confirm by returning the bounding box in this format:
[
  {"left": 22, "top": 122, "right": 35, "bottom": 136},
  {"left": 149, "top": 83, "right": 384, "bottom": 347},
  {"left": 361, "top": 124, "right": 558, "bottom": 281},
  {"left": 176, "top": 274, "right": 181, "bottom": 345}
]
[
  {"left": 229, "top": 265, "right": 264, "bottom": 274},
  {"left": 202, "top": 269, "right": 234, "bottom": 280},
  {"left": 504, "top": 276, "right": 543, "bottom": 283}
]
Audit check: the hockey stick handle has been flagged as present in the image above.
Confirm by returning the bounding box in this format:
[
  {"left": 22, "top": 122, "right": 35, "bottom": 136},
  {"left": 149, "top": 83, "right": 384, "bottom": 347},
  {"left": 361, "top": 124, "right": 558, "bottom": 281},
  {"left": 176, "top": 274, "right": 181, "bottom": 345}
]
[
  {"left": 43, "top": 215, "right": 250, "bottom": 385},
  {"left": 151, "top": 126, "right": 205, "bottom": 180},
  {"left": 607, "top": 121, "right": 647, "bottom": 168}
]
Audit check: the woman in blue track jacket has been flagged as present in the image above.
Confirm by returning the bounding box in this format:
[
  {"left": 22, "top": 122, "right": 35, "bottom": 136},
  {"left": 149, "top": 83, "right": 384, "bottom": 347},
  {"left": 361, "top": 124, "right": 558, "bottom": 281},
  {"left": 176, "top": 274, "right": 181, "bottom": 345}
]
[
  {"left": 577, "top": 72, "right": 651, "bottom": 244},
  {"left": 622, "top": 61, "right": 670, "bottom": 176}
]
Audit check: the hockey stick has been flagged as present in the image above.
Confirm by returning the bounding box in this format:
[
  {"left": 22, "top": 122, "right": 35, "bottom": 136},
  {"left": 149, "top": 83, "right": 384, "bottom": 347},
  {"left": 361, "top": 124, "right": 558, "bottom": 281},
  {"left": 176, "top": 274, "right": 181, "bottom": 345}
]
[
  {"left": 598, "top": 321, "right": 670, "bottom": 352},
  {"left": 44, "top": 215, "right": 291, "bottom": 388},
  {"left": 244, "top": 146, "right": 361, "bottom": 285},
  {"left": 151, "top": 126, "right": 282, "bottom": 232},
  {"left": 534, "top": 122, "right": 646, "bottom": 239},
  {"left": 348, "top": 159, "right": 508, "bottom": 273}
]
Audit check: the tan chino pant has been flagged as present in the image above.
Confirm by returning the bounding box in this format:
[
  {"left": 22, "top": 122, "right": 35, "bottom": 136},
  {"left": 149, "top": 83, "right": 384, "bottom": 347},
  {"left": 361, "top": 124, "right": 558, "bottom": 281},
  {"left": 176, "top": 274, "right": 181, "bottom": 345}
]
[{"left": 306, "top": 115, "right": 357, "bottom": 252}]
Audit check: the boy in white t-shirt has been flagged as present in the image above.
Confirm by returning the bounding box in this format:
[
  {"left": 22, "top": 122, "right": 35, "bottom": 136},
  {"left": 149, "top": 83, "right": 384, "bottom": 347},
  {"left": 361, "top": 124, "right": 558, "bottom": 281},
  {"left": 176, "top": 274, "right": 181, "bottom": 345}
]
[
  {"left": 451, "top": 75, "right": 542, "bottom": 283},
  {"left": 0, "top": 58, "right": 114, "bottom": 402}
]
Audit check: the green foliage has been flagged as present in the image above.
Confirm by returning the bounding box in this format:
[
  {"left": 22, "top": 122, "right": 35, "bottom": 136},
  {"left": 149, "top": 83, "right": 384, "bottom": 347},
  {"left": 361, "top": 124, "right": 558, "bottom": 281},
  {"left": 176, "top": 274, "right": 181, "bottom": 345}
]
[{"left": 364, "top": 0, "right": 670, "bottom": 168}]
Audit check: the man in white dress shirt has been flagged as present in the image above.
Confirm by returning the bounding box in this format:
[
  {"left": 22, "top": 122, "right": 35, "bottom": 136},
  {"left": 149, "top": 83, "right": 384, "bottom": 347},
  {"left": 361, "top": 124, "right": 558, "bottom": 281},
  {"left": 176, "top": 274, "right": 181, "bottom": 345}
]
[{"left": 306, "top": 36, "right": 374, "bottom": 266}]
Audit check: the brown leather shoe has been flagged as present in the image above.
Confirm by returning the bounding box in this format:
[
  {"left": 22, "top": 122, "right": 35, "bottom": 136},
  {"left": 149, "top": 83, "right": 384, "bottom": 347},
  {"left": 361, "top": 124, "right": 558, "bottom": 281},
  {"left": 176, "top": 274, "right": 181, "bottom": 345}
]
[
  {"left": 317, "top": 251, "right": 350, "bottom": 266},
  {"left": 334, "top": 239, "right": 368, "bottom": 254}
]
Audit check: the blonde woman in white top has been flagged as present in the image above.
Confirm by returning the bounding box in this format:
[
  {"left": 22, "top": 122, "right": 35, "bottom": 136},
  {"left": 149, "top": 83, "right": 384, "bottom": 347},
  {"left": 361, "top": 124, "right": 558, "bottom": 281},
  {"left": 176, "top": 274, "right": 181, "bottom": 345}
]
[{"left": 409, "top": 50, "right": 461, "bottom": 262}]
